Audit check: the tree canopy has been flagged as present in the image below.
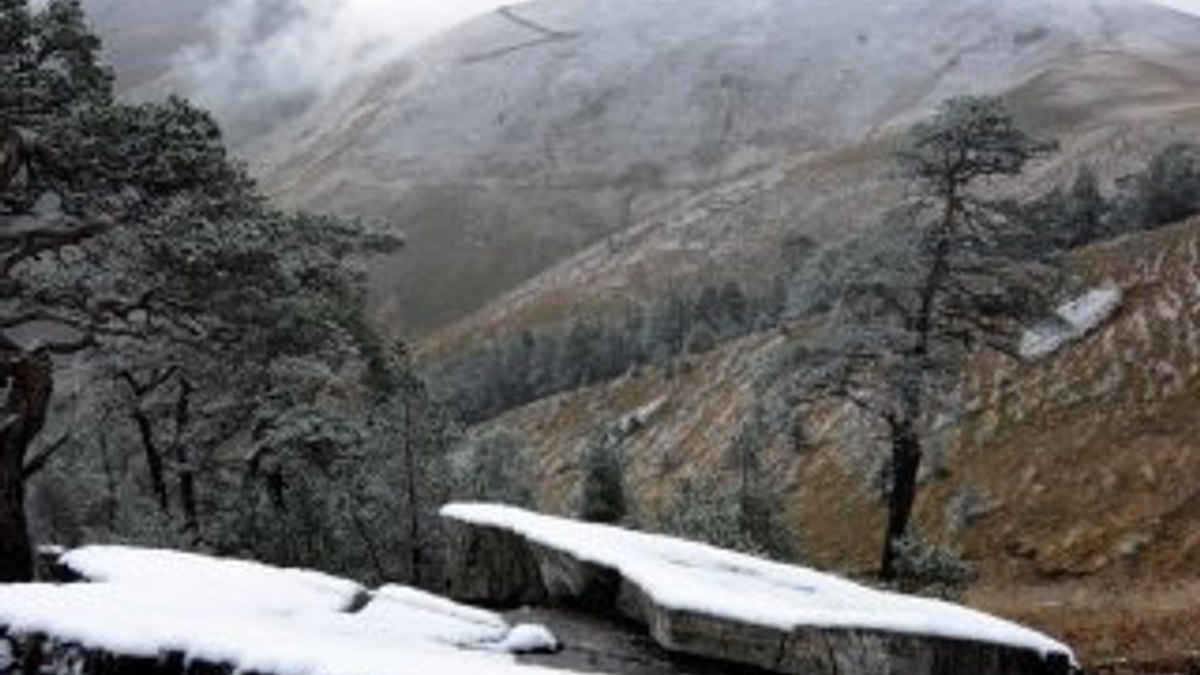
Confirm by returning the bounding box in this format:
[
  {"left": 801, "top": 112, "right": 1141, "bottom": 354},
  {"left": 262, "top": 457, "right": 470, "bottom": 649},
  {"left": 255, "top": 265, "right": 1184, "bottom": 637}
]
[{"left": 1, "top": 0, "right": 408, "bottom": 582}]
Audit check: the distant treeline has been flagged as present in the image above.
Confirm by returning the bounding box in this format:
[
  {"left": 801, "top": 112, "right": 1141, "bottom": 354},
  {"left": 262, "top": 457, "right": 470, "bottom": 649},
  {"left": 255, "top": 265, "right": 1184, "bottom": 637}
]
[
  {"left": 425, "top": 278, "right": 789, "bottom": 425},
  {"left": 426, "top": 141, "right": 1200, "bottom": 425}
]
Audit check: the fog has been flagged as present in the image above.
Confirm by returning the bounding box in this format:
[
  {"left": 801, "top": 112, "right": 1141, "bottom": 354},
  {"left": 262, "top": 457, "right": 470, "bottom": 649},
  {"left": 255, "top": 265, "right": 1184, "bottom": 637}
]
[
  {"left": 149, "top": 0, "right": 1200, "bottom": 141},
  {"left": 1146, "top": 0, "right": 1200, "bottom": 14},
  {"left": 173, "top": 0, "right": 511, "bottom": 141}
]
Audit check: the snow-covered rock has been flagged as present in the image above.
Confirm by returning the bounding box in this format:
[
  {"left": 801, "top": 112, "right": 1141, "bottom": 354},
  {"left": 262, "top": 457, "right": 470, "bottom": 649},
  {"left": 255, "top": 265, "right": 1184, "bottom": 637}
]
[
  {"left": 442, "top": 503, "right": 1077, "bottom": 675},
  {"left": 1020, "top": 286, "right": 1123, "bottom": 360},
  {"left": 0, "top": 637, "right": 13, "bottom": 672},
  {"left": 491, "top": 623, "right": 560, "bottom": 654},
  {"left": 0, "top": 546, "right": 568, "bottom": 675}
]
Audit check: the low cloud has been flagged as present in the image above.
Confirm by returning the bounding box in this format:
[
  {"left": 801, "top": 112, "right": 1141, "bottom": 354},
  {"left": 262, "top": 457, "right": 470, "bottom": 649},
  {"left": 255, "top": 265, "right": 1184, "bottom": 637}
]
[
  {"left": 174, "top": 0, "right": 510, "bottom": 141},
  {"left": 1143, "top": 0, "right": 1200, "bottom": 14}
]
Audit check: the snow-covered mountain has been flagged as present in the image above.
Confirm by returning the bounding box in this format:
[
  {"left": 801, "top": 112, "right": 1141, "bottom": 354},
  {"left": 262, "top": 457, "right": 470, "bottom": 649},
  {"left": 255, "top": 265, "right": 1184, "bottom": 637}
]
[
  {"left": 248, "top": 0, "right": 1200, "bottom": 336},
  {"left": 258, "top": 0, "right": 1199, "bottom": 186}
]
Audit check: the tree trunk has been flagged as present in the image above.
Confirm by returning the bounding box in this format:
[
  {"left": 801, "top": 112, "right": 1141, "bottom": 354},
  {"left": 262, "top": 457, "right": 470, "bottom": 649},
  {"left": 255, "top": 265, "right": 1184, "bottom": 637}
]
[
  {"left": 877, "top": 192, "right": 958, "bottom": 580},
  {"left": 173, "top": 379, "right": 199, "bottom": 544},
  {"left": 880, "top": 417, "right": 922, "bottom": 582},
  {"left": 131, "top": 407, "right": 170, "bottom": 514},
  {"left": 98, "top": 434, "right": 118, "bottom": 530},
  {"left": 402, "top": 395, "right": 422, "bottom": 586},
  {"left": 0, "top": 351, "right": 53, "bottom": 582},
  {"left": 0, "top": 439, "right": 33, "bottom": 581},
  {"left": 177, "top": 454, "right": 198, "bottom": 541},
  {"left": 0, "top": 124, "right": 23, "bottom": 194}
]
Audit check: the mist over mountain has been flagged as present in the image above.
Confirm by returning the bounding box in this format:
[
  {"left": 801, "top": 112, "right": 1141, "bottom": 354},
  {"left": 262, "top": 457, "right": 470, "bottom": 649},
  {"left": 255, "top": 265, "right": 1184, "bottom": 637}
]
[
  {"left": 77, "top": 0, "right": 1200, "bottom": 337},
  {"left": 81, "top": 0, "right": 212, "bottom": 92},
  {"left": 81, "top": 0, "right": 1200, "bottom": 144},
  {"left": 171, "top": 0, "right": 513, "bottom": 142},
  {"left": 81, "top": 0, "right": 511, "bottom": 142},
  {"left": 244, "top": 0, "right": 1200, "bottom": 336}
]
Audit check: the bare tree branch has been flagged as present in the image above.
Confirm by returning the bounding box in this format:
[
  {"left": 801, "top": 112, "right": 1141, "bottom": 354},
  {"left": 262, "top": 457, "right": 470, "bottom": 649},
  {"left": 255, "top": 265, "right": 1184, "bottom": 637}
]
[{"left": 22, "top": 432, "right": 72, "bottom": 479}]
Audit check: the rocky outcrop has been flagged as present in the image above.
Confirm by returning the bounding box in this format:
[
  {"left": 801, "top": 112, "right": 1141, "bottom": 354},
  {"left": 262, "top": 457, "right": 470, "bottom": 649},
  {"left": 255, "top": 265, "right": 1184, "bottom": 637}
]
[
  {"left": 444, "top": 518, "right": 621, "bottom": 611},
  {"left": 0, "top": 632, "right": 236, "bottom": 675},
  {"left": 442, "top": 518, "right": 1076, "bottom": 675},
  {"left": 444, "top": 519, "right": 549, "bottom": 607},
  {"left": 2, "top": 545, "right": 574, "bottom": 675}
]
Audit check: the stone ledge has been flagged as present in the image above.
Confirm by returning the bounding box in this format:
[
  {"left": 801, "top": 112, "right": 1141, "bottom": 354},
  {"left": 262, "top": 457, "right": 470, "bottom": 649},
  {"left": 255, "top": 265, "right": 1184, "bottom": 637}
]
[{"left": 441, "top": 518, "right": 1076, "bottom": 675}]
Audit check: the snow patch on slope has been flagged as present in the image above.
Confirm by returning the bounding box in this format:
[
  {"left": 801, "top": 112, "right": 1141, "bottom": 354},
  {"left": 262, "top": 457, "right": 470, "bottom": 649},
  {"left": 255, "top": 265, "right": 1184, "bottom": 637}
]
[
  {"left": 1021, "top": 286, "right": 1123, "bottom": 359},
  {"left": 441, "top": 503, "right": 1075, "bottom": 663},
  {"left": 0, "top": 546, "right": 565, "bottom": 675}
]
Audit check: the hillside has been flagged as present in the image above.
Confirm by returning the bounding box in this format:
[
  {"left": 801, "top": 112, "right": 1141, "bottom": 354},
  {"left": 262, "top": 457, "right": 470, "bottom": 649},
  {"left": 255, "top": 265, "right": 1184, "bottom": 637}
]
[
  {"left": 253, "top": 0, "right": 1200, "bottom": 337},
  {"left": 81, "top": 0, "right": 212, "bottom": 94},
  {"left": 422, "top": 61, "right": 1200, "bottom": 358},
  {"left": 463, "top": 216, "right": 1200, "bottom": 667}
]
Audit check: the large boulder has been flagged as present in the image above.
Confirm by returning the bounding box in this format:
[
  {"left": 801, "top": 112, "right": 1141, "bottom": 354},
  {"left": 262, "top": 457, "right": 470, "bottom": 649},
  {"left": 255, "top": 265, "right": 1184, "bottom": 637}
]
[
  {"left": 443, "top": 520, "right": 548, "bottom": 607},
  {"left": 1, "top": 545, "right": 568, "bottom": 675},
  {"left": 441, "top": 504, "right": 1077, "bottom": 675},
  {"left": 443, "top": 520, "right": 622, "bottom": 610}
]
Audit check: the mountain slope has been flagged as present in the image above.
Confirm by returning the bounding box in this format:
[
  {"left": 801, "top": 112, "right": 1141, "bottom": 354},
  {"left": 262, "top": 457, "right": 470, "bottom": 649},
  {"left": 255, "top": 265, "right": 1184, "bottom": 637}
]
[
  {"left": 465, "top": 215, "right": 1200, "bottom": 665},
  {"left": 81, "top": 0, "right": 212, "bottom": 93},
  {"left": 472, "top": 215, "right": 1200, "bottom": 581},
  {"left": 254, "top": 0, "right": 1200, "bottom": 336}
]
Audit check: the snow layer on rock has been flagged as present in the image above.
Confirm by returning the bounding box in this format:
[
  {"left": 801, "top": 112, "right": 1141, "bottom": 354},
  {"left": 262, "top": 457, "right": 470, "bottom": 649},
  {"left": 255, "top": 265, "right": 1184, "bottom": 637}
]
[
  {"left": 62, "top": 546, "right": 364, "bottom": 615},
  {"left": 1021, "top": 286, "right": 1122, "bottom": 359},
  {"left": 492, "top": 624, "right": 559, "bottom": 654},
  {"left": 441, "top": 503, "right": 1075, "bottom": 664},
  {"left": 0, "top": 546, "right": 569, "bottom": 675}
]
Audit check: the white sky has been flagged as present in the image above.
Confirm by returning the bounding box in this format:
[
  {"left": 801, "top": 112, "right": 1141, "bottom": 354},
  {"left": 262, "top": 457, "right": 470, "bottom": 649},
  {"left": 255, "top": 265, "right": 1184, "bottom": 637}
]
[{"left": 1145, "top": 0, "right": 1200, "bottom": 13}]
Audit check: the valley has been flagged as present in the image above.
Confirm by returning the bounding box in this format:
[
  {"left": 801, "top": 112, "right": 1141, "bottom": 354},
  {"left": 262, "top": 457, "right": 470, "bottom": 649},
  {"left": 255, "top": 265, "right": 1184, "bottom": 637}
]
[{"left": 12, "top": 0, "right": 1200, "bottom": 672}]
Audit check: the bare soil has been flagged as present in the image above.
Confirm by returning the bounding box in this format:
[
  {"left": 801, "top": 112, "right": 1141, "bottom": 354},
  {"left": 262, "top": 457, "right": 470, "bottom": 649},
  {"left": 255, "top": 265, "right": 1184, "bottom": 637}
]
[{"left": 970, "top": 580, "right": 1200, "bottom": 674}]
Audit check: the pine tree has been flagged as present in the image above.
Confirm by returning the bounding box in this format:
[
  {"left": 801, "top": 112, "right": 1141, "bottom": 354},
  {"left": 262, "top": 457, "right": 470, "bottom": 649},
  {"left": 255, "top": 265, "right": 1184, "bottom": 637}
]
[
  {"left": 794, "top": 96, "right": 1059, "bottom": 580},
  {"left": 1067, "top": 166, "right": 1105, "bottom": 246},
  {"left": 577, "top": 428, "right": 626, "bottom": 524},
  {"left": 1, "top": 0, "right": 401, "bottom": 580}
]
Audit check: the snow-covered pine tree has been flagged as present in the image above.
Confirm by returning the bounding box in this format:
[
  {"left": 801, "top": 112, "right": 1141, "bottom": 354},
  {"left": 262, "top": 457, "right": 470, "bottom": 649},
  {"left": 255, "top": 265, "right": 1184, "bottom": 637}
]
[
  {"left": 792, "top": 96, "right": 1060, "bottom": 581},
  {"left": 1, "top": 0, "right": 402, "bottom": 581},
  {"left": 577, "top": 427, "right": 627, "bottom": 524}
]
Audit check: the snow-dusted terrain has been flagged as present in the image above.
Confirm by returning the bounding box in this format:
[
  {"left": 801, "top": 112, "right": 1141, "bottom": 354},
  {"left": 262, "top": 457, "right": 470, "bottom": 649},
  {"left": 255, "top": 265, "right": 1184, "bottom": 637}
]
[
  {"left": 442, "top": 503, "right": 1076, "bottom": 664},
  {"left": 259, "top": 0, "right": 1200, "bottom": 189},
  {"left": 0, "top": 547, "right": 562, "bottom": 675},
  {"left": 238, "top": 0, "right": 1200, "bottom": 335}
]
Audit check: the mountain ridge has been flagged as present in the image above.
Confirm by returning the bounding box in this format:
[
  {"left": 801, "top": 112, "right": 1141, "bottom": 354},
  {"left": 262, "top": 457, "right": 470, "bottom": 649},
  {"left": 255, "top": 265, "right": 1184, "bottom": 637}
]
[{"left": 248, "top": 0, "right": 1200, "bottom": 337}]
